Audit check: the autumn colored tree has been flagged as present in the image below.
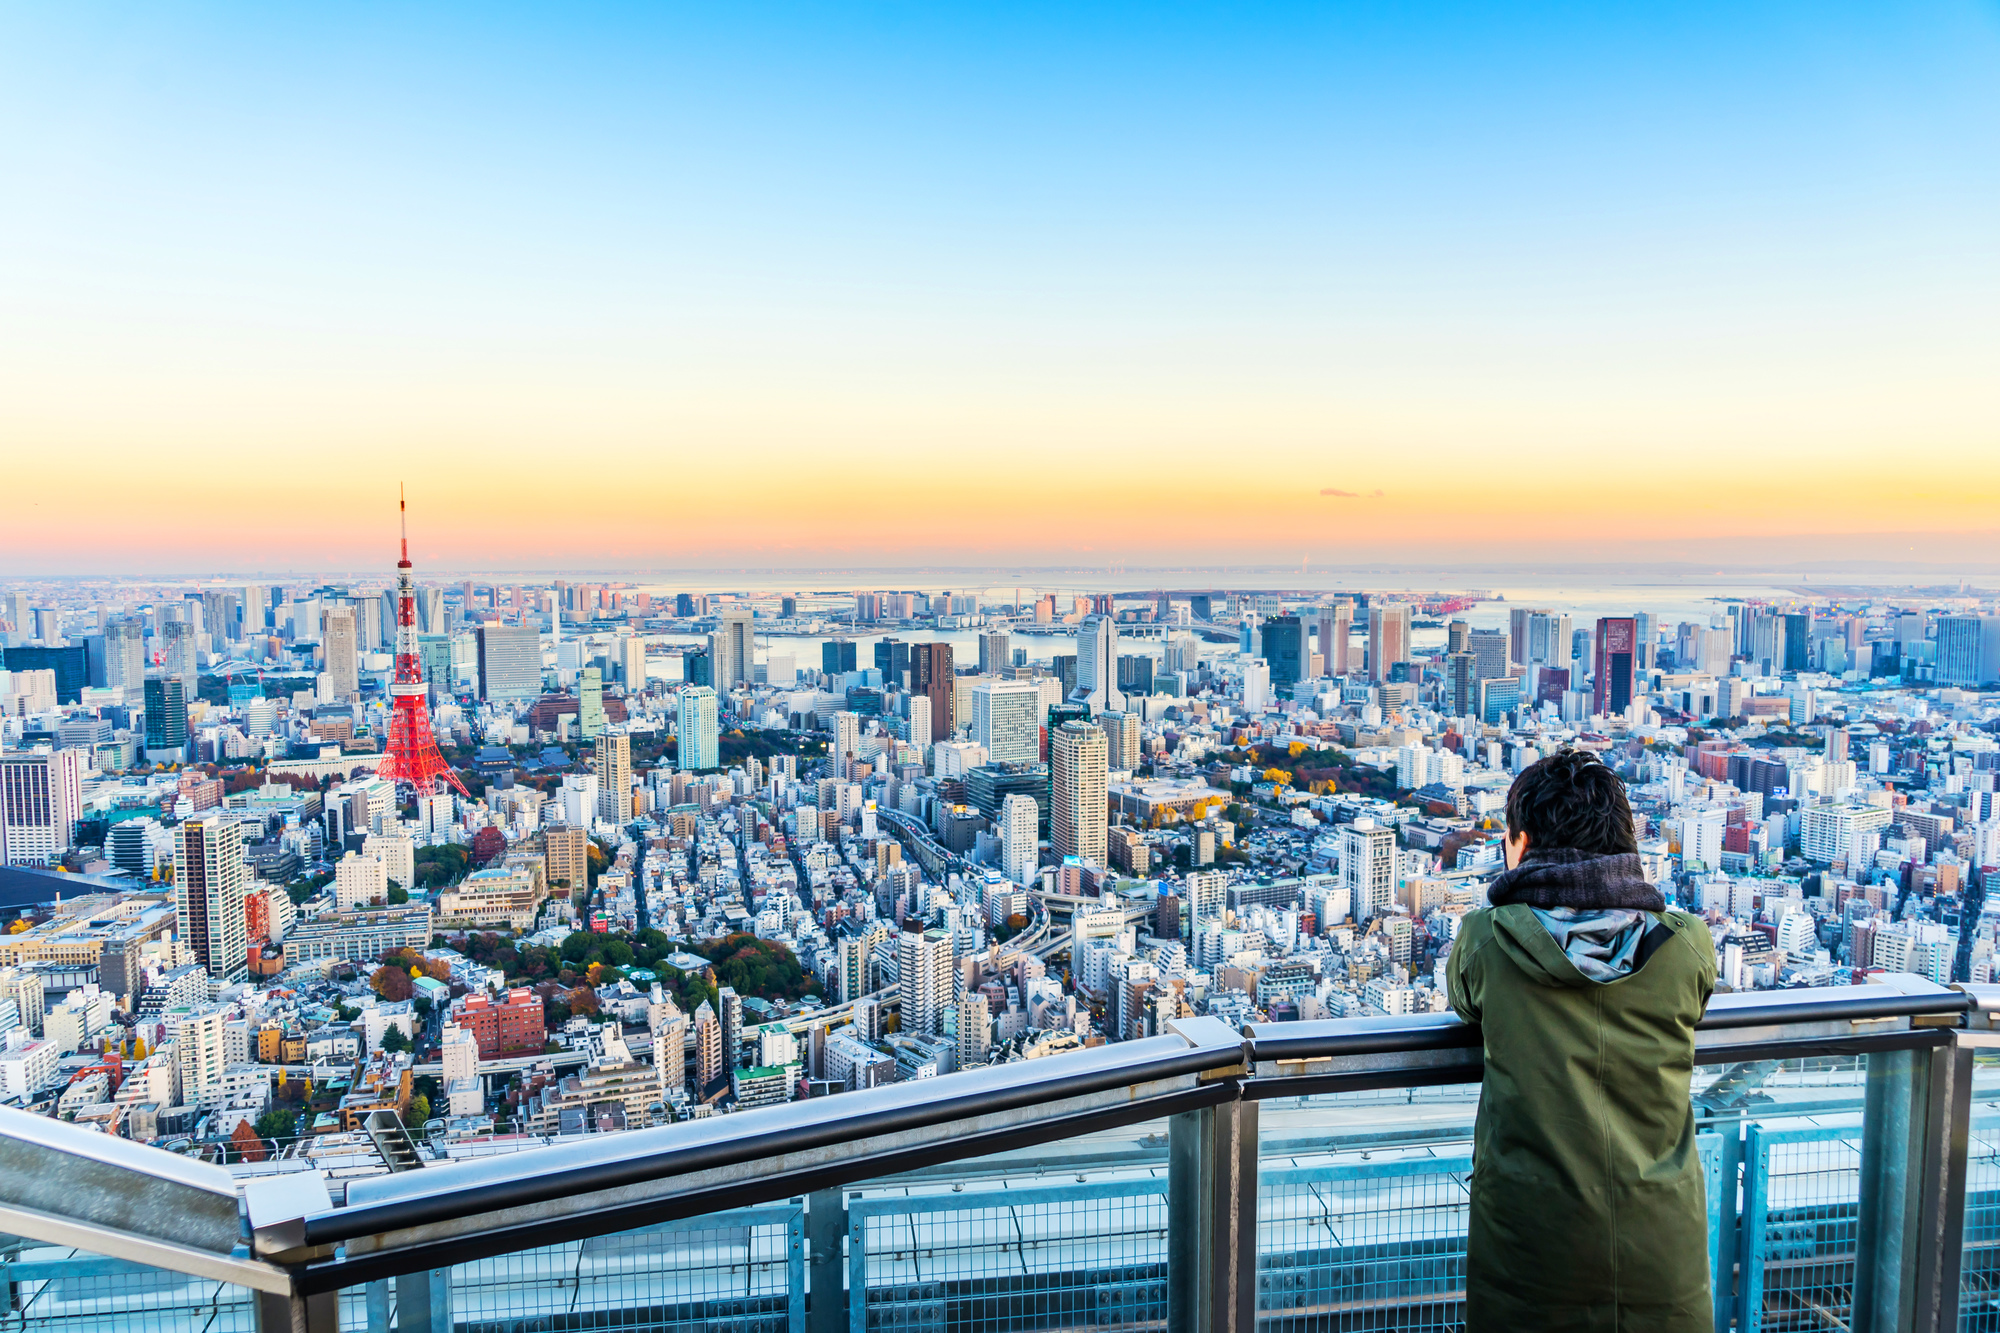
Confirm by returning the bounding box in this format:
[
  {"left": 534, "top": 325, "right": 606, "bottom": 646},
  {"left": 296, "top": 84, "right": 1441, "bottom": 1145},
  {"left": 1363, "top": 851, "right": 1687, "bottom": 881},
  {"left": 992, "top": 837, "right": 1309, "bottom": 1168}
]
[
  {"left": 370, "top": 965, "right": 415, "bottom": 1002},
  {"left": 229, "top": 1118, "right": 267, "bottom": 1163},
  {"left": 568, "top": 985, "right": 600, "bottom": 1017}
]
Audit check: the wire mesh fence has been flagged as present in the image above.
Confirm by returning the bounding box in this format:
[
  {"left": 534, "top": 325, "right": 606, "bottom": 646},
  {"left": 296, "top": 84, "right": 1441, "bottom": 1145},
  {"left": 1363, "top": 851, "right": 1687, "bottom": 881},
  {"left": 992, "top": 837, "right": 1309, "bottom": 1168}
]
[
  {"left": 1256, "top": 1155, "right": 1470, "bottom": 1333},
  {"left": 847, "top": 1177, "right": 1171, "bottom": 1332},
  {"left": 442, "top": 1203, "right": 804, "bottom": 1333},
  {"left": 0, "top": 1240, "right": 255, "bottom": 1333},
  {"left": 1959, "top": 1113, "right": 2000, "bottom": 1332},
  {"left": 1738, "top": 1122, "right": 1864, "bottom": 1333}
]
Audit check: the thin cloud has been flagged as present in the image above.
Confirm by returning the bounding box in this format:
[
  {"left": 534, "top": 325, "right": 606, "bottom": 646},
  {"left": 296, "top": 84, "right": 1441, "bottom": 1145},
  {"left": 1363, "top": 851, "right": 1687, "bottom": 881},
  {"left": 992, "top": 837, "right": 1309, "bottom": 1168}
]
[{"left": 1320, "top": 488, "right": 1386, "bottom": 498}]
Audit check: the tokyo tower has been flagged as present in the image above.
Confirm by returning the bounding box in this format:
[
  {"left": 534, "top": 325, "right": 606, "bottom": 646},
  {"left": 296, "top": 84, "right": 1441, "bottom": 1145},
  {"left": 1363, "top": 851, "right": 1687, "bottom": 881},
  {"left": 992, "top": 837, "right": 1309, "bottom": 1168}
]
[{"left": 379, "top": 488, "right": 470, "bottom": 798}]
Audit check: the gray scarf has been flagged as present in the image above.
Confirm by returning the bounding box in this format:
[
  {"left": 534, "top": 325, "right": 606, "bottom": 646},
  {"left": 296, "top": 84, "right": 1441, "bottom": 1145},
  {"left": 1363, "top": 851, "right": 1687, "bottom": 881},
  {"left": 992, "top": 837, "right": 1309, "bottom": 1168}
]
[{"left": 1486, "top": 846, "right": 1664, "bottom": 913}]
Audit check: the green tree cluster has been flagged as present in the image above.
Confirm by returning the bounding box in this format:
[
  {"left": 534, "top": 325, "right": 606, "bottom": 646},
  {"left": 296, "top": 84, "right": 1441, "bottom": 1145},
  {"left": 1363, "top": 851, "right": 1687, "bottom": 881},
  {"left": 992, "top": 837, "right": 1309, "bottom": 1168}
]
[{"left": 694, "top": 933, "right": 813, "bottom": 1001}]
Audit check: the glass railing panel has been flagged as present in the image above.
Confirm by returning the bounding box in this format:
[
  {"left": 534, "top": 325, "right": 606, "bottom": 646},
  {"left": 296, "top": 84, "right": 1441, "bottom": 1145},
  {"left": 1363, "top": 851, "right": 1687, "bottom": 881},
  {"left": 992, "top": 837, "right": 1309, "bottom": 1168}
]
[
  {"left": 0, "top": 1234, "right": 257, "bottom": 1333},
  {"left": 838, "top": 1112, "right": 1176, "bottom": 1332}
]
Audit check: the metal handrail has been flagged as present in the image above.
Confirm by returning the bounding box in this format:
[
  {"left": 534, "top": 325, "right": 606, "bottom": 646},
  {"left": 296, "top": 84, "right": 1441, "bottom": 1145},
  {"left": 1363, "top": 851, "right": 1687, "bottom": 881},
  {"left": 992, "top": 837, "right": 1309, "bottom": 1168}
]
[{"left": 0, "top": 977, "right": 1987, "bottom": 1325}]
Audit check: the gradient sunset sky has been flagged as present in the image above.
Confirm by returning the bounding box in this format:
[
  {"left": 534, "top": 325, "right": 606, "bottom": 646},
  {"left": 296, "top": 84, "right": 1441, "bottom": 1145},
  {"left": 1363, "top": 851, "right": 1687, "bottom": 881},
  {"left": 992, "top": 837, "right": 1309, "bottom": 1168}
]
[{"left": 3, "top": 3, "right": 1997, "bottom": 574}]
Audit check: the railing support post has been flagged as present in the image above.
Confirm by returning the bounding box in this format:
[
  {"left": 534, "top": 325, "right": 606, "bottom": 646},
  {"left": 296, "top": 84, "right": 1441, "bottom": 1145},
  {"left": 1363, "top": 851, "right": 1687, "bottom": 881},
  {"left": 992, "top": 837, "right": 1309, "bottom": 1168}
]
[
  {"left": 254, "top": 1289, "right": 340, "bottom": 1333},
  {"left": 395, "top": 1268, "right": 452, "bottom": 1333},
  {"left": 1169, "top": 1100, "right": 1257, "bottom": 1333},
  {"left": 1854, "top": 1044, "right": 1935, "bottom": 1333},
  {"left": 1914, "top": 1036, "right": 1976, "bottom": 1331},
  {"left": 806, "top": 1187, "right": 845, "bottom": 1333}
]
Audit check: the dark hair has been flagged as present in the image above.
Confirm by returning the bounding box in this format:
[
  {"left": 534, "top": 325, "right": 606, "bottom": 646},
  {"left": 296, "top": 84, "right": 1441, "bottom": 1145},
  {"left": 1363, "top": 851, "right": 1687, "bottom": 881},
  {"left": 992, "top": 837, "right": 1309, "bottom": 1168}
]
[{"left": 1505, "top": 748, "right": 1637, "bottom": 856}]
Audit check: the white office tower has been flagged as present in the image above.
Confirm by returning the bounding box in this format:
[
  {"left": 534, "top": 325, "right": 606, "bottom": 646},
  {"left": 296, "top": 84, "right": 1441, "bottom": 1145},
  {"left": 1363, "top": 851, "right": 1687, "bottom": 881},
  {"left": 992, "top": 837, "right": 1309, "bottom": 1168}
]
[
  {"left": 364, "top": 832, "right": 416, "bottom": 889},
  {"left": 1050, "top": 721, "right": 1109, "bottom": 866},
  {"left": 1001, "top": 793, "right": 1040, "bottom": 885},
  {"left": 1241, "top": 660, "right": 1271, "bottom": 714},
  {"left": 1164, "top": 633, "right": 1202, "bottom": 674},
  {"left": 979, "top": 631, "right": 1011, "bottom": 675},
  {"left": 1070, "top": 614, "right": 1124, "bottom": 711},
  {"left": 334, "top": 852, "right": 389, "bottom": 910},
  {"left": 678, "top": 686, "right": 719, "bottom": 771},
  {"left": 175, "top": 814, "right": 248, "bottom": 982},
  {"left": 1340, "top": 818, "right": 1396, "bottom": 921},
  {"left": 897, "top": 925, "right": 955, "bottom": 1039},
  {"left": 4, "top": 592, "right": 30, "bottom": 646},
  {"left": 712, "top": 610, "right": 754, "bottom": 687},
  {"left": 442, "top": 1023, "right": 484, "bottom": 1117},
  {"left": 0, "top": 747, "right": 85, "bottom": 867},
  {"left": 972, "top": 680, "right": 1042, "bottom": 765},
  {"left": 419, "top": 792, "right": 456, "bottom": 843}
]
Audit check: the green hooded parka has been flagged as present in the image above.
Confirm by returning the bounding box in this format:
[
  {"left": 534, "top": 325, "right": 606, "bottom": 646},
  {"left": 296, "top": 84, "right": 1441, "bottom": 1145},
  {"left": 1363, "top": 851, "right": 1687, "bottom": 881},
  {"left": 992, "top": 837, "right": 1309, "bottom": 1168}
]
[{"left": 1447, "top": 903, "right": 1717, "bottom": 1332}]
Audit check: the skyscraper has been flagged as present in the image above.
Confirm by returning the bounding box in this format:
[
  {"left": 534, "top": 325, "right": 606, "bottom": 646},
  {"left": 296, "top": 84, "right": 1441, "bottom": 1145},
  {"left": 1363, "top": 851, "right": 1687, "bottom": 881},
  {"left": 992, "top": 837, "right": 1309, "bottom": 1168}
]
[
  {"left": 972, "top": 680, "right": 1041, "bottom": 765},
  {"left": 594, "top": 731, "right": 632, "bottom": 824},
  {"left": 1468, "top": 629, "right": 1510, "bottom": 682},
  {"left": 1050, "top": 720, "right": 1108, "bottom": 866},
  {"left": 873, "top": 637, "right": 910, "bottom": 688},
  {"left": 1070, "top": 614, "right": 1123, "bottom": 711},
  {"left": 1367, "top": 605, "right": 1411, "bottom": 682},
  {"left": 1259, "top": 615, "right": 1306, "bottom": 688},
  {"left": 1594, "top": 617, "right": 1638, "bottom": 717},
  {"left": 822, "top": 639, "right": 857, "bottom": 677},
  {"left": 143, "top": 677, "right": 189, "bottom": 762},
  {"left": 176, "top": 813, "right": 249, "bottom": 982},
  {"left": 911, "top": 642, "right": 954, "bottom": 738},
  {"left": 1318, "top": 599, "right": 1354, "bottom": 676},
  {"left": 0, "top": 748, "right": 85, "bottom": 867},
  {"left": 322, "top": 606, "right": 359, "bottom": 700},
  {"left": 677, "top": 687, "right": 719, "bottom": 771},
  {"left": 1098, "top": 710, "right": 1142, "bottom": 772},
  {"left": 712, "top": 610, "right": 754, "bottom": 688}
]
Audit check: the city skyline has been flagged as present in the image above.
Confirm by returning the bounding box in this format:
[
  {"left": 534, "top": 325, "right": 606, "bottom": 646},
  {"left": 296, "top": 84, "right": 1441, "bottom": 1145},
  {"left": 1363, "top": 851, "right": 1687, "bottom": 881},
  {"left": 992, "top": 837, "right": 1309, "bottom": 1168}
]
[{"left": 4, "top": 3, "right": 1999, "bottom": 572}]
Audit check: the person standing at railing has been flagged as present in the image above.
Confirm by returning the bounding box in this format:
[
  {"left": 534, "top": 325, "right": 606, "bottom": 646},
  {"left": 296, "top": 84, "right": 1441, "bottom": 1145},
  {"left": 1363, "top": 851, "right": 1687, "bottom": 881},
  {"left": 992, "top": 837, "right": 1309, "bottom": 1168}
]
[{"left": 1446, "top": 748, "right": 1717, "bottom": 1333}]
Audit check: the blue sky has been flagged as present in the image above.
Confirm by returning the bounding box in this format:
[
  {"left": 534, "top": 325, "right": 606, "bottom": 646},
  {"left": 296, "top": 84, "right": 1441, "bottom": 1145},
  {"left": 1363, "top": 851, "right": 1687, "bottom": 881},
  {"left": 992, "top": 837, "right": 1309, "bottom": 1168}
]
[{"left": 2, "top": 3, "right": 1997, "bottom": 570}]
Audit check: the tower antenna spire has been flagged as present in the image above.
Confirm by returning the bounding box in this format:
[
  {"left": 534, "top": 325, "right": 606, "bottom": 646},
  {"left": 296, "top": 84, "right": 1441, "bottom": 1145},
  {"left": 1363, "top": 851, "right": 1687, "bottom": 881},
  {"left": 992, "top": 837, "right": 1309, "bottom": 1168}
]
[{"left": 381, "top": 488, "right": 469, "bottom": 799}]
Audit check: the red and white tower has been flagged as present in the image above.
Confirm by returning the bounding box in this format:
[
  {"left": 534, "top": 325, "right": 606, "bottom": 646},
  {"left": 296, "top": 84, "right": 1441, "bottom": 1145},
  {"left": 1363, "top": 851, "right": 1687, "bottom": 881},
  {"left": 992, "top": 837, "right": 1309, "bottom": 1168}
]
[{"left": 379, "top": 489, "right": 469, "bottom": 798}]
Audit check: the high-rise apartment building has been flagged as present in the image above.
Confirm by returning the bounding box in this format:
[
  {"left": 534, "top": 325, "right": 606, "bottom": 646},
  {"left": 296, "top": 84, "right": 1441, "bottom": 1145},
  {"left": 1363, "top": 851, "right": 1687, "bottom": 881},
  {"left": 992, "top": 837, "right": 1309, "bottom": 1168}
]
[
  {"left": 1593, "top": 617, "right": 1638, "bottom": 717},
  {"left": 0, "top": 748, "right": 85, "bottom": 867},
  {"left": 594, "top": 732, "right": 632, "bottom": 823},
  {"left": 1000, "top": 793, "right": 1039, "bottom": 885},
  {"left": 972, "top": 680, "right": 1041, "bottom": 766},
  {"left": 1099, "top": 710, "right": 1142, "bottom": 772},
  {"left": 1340, "top": 818, "right": 1396, "bottom": 921},
  {"left": 476, "top": 624, "right": 541, "bottom": 701},
  {"left": 104, "top": 619, "right": 145, "bottom": 691},
  {"left": 619, "top": 635, "right": 648, "bottom": 690},
  {"left": 677, "top": 686, "right": 719, "bottom": 771},
  {"left": 1367, "top": 605, "right": 1411, "bottom": 682},
  {"left": 544, "top": 824, "right": 589, "bottom": 892},
  {"left": 897, "top": 924, "right": 954, "bottom": 1039},
  {"left": 1050, "top": 720, "right": 1108, "bottom": 866},
  {"left": 979, "top": 631, "right": 1011, "bottom": 675},
  {"left": 175, "top": 813, "right": 249, "bottom": 982},
  {"left": 578, "top": 667, "right": 606, "bottom": 739}
]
